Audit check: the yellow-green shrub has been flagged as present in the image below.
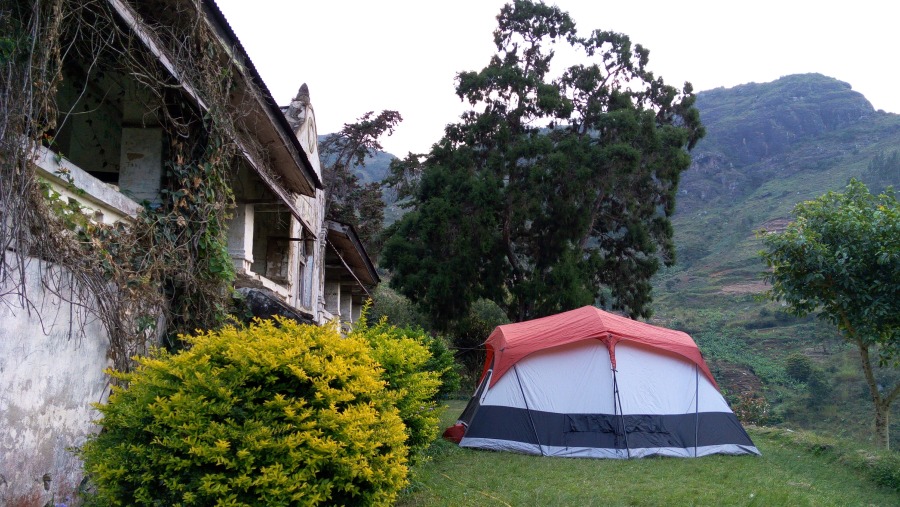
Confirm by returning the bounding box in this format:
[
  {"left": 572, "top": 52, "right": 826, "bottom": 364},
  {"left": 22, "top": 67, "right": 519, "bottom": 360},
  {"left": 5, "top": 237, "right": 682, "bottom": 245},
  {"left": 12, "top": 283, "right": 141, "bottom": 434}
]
[
  {"left": 79, "top": 318, "right": 409, "bottom": 506},
  {"left": 350, "top": 317, "right": 446, "bottom": 463}
]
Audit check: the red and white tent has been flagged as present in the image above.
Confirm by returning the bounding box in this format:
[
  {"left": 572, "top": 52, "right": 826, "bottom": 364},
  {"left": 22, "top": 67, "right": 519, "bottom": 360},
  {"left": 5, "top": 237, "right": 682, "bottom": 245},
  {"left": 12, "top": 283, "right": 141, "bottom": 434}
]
[{"left": 447, "top": 306, "right": 759, "bottom": 458}]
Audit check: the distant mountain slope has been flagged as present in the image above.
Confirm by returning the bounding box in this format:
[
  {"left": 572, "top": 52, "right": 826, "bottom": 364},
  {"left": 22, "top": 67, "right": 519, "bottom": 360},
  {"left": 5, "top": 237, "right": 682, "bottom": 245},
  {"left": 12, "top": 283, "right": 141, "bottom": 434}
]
[
  {"left": 677, "top": 74, "right": 896, "bottom": 215},
  {"left": 652, "top": 73, "right": 900, "bottom": 442},
  {"left": 670, "top": 73, "right": 900, "bottom": 269},
  {"left": 697, "top": 74, "right": 874, "bottom": 163}
]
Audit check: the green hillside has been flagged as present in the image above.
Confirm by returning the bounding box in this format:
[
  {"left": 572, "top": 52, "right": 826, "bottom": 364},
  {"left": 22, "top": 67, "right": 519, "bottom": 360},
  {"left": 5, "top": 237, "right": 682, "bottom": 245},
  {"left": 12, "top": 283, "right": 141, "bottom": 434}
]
[{"left": 652, "top": 73, "right": 900, "bottom": 443}]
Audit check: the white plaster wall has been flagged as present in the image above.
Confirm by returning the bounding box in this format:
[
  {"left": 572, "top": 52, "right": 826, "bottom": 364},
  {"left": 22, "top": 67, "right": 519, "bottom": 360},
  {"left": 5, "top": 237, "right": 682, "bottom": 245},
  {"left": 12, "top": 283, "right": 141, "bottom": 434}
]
[
  {"left": 339, "top": 285, "right": 354, "bottom": 327},
  {"left": 0, "top": 258, "right": 112, "bottom": 506},
  {"left": 324, "top": 280, "right": 341, "bottom": 319}
]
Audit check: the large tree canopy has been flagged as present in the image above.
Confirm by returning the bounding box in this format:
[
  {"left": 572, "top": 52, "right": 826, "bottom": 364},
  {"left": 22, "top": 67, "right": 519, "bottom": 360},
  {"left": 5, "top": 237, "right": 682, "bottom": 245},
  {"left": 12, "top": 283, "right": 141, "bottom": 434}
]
[
  {"left": 381, "top": 0, "right": 704, "bottom": 328},
  {"left": 761, "top": 179, "right": 900, "bottom": 448}
]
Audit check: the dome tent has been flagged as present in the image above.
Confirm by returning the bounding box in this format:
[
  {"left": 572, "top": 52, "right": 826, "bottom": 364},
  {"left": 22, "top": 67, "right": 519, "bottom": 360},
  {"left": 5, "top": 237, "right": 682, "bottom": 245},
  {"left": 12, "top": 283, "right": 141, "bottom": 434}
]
[{"left": 446, "top": 306, "right": 759, "bottom": 458}]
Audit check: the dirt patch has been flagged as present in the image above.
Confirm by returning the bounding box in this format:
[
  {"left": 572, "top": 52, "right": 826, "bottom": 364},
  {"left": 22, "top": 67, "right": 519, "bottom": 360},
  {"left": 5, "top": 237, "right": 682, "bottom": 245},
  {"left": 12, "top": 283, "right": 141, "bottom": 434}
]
[
  {"left": 759, "top": 217, "right": 791, "bottom": 234},
  {"left": 720, "top": 281, "right": 769, "bottom": 294}
]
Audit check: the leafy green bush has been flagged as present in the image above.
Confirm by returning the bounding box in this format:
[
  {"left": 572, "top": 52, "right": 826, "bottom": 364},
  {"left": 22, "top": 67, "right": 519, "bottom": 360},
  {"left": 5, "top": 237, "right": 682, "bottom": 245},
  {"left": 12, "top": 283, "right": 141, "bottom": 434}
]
[
  {"left": 79, "top": 318, "right": 409, "bottom": 506},
  {"left": 369, "top": 285, "right": 429, "bottom": 329},
  {"left": 351, "top": 316, "right": 452, "bottom": 463},
  {"left": 450, "top": 298, "right": 510, "bottom": 373},
  {"left": 785, "top": 352, "right": 814, "bottom": 382},
  {"left": 422, "top": 333, "right": 461, "bottom": 398},
  {"left": 783, "top": 353, "right": 832, "bottom": 409},
  {"left": 805, "top": 368, "right": 832, "bottom": 408}
]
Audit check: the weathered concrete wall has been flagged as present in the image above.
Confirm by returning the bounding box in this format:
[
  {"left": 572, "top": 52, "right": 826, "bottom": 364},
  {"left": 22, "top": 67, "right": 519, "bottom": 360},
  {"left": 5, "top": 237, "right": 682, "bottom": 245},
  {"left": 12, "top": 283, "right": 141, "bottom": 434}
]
[
  {"left": 287, "top": 85, "right": 327, "bottom": 323},
  {"left": 340, "top": 285, "right": 354, "bottom": 329},
  {"left": 118, "top": 127, "right": 163, "bottom": 204},
  {"left": 0, "top": 258, "right": 112, "bottom": 506},
  {"left": 324, "top": 279, "right": 341, "bottom": 319}
]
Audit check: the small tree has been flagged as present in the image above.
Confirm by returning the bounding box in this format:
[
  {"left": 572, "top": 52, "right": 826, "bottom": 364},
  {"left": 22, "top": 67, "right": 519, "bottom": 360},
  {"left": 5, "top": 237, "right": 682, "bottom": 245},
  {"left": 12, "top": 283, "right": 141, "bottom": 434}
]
[
  {"left": 760, "top": 179, "right": 899, "bottom": 448},
  {"left": 319, "top": 110, "right": 402, "bottom": 259}
]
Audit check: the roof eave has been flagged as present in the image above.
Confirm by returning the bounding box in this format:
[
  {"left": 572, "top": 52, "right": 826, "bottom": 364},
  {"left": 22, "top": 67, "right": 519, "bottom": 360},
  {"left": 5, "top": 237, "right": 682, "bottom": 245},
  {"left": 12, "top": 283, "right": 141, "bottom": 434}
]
[
  {"left": 202, "top": 0, "right": 323, "bottom": 195},
  {"left": 325, "top": 220, "right": 380, "bottom": 287}
]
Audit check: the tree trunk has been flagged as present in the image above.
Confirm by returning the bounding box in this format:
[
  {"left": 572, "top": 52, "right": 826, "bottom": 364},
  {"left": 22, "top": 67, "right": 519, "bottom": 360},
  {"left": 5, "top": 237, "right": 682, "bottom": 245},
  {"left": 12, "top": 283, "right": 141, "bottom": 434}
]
[
  {"left": 874, "top": 401, "right": 890, "bottom": 450},
  {"left": 857, "top": 341, "right": 890, "bottom": 449}
]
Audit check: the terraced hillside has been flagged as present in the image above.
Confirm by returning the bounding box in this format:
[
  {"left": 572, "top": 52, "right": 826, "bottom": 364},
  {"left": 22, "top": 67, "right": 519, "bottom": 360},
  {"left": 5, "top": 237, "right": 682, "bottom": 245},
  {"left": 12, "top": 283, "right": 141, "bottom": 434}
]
[{"left": 652, "top": 73, "right": 900, "bottom": 442}]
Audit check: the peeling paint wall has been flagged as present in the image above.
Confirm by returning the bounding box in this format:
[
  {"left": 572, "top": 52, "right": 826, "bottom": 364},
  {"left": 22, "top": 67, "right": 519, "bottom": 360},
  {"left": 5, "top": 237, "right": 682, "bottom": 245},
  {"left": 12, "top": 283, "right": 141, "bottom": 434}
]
[
  {"left": 0, "top": 258, "right": 112, "bottom": 506},
  {"left": 297, "top": 189, "right": 326, "bottom": 320}
]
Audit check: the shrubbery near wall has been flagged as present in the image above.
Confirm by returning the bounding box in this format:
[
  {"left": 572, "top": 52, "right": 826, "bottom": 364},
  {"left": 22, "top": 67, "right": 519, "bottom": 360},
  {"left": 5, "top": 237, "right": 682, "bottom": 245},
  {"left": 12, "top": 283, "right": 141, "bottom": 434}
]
[
  {"left": 79, "top": 318, "right": 415, "bottom": 506},
  {"left": 350, "top": 316, "right": 454, "bottom": 463}
]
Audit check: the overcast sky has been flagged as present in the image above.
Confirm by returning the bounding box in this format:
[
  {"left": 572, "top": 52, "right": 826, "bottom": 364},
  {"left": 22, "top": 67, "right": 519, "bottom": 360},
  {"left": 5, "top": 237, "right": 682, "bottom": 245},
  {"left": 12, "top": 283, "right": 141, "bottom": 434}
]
[{"left": 215, "top": 0, "right": 900, "bottom": 156}]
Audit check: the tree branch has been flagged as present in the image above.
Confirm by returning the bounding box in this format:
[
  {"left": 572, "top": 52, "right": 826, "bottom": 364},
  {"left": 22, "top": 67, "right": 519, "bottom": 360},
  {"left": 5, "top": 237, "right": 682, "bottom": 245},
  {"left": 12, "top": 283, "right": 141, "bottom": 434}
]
[{"left": 886, "top": 382, "right": 900, "bottom": 405}]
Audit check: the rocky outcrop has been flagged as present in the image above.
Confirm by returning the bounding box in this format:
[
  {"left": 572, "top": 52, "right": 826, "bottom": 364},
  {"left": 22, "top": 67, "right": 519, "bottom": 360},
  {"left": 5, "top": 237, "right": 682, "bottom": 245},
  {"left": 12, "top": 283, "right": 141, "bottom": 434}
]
[
  {"left": 673, "top": 73, "right": 897, "bottom": 212},
  {"left": 235, "top": 288, "right": 315, "bottom": 325},
  {"left": 696, "top": 74, "right": 875, "bottom": 167}
]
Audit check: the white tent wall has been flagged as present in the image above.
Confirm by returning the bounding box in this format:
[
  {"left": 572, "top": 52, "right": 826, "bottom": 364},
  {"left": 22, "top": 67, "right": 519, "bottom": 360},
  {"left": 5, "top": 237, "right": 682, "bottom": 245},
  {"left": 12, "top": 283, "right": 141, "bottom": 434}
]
[
  {"left": 614, "top": 342, "right": 729, "bottom": 414},
  {"left": 458, "top": 338, "right": 760, "bottom": 458},
  {"left": 492, "top": 340, "right": 615, "bottom": 413}
]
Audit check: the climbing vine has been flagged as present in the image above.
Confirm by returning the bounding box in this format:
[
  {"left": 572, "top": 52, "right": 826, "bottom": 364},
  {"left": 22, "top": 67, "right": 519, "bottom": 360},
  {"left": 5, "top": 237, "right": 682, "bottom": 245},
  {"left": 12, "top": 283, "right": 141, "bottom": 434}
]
[{"left": 0, "top": 0, "right": 267, "bottom": 369}]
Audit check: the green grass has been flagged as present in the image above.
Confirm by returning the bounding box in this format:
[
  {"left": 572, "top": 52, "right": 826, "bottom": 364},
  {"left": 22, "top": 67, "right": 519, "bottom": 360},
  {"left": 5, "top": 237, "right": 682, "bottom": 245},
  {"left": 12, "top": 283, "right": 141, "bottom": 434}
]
[{"left": 398, "top": 401, "right": 900, "bottom": 507}]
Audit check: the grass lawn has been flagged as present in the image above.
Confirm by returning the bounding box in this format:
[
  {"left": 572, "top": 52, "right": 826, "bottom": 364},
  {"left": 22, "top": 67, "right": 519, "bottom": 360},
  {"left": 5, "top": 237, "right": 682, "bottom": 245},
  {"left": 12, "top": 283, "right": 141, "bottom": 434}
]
[{"left": 398, "top": 400, "right": 899, "bottom": 507}]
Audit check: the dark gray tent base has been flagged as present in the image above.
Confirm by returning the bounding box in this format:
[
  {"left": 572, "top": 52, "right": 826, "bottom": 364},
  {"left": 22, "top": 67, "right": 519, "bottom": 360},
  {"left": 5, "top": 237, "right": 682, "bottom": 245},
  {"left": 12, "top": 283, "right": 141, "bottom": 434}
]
[{"left": 460, "top": 405, "right": 760, "bottom": 458}]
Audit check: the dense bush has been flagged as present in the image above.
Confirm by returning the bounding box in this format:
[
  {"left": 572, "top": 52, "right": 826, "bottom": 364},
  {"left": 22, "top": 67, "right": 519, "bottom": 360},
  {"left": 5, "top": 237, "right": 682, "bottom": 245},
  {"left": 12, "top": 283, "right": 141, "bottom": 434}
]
[
  {"left": 79, "top": 318, "right": 409, "bottom": 506},
  {"left": 450, "top": 298, "right": 510, "bottom": 373},
  {"left": 805, "top": 368, "right": 832, "bottom": 409},
  {"left": 785, "top": 352, "right": 814, "bottom": 382},
  {"left": 783, "top": 353, "right": 832, "bottom": 408},
  {"left": 370, "top": 286, "right": 503, "bottom": 388},
  {"left": 350, "top": 315, "right": 454, "bottom": 462},
  {"left": 415, "top": 331, "right": 460, "bottom": 398},
  {"left": 369, "top": 285, "right": 429, "bottom": 329}
]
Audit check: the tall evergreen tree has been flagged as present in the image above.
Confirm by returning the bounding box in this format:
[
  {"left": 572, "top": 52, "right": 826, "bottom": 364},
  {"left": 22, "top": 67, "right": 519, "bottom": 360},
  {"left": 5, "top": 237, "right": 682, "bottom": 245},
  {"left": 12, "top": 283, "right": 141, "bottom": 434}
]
[{"left": 382, "top": 0, "right": 704, "bottom": 328}]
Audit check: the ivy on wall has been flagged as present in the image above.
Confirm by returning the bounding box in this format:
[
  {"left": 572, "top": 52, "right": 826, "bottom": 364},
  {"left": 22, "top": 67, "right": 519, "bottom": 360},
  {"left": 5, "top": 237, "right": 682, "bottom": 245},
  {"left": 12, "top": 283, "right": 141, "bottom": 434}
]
[{"left": 0, "top": 0, "right": 267, "bottom": 368}]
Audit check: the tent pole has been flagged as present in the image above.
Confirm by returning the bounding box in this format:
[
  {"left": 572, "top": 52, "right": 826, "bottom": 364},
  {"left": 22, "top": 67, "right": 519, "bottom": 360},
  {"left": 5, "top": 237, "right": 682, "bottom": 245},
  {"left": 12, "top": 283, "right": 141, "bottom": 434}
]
[
  {"left": 694, "top": 364, "right": 700, "bottom": 458},
  {"left": 513, "top": 365, "right": 544, "bottom": 456},
  {"left": 613, "top": 368, "right": 630, "bottom": 459}
]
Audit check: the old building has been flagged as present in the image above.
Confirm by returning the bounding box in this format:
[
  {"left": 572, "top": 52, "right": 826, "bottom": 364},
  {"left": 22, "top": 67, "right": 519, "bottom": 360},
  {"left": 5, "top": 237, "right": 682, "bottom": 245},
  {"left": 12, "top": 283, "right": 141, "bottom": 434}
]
[{"left": 0, "top": 1, "right": 377, "bottom": 504}]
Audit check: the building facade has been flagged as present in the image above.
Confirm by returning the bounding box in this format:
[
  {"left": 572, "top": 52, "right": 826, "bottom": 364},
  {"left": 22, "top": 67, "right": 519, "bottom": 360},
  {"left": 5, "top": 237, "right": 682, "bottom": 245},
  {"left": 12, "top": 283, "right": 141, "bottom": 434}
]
[{"left": 0, "top": 1, "right": 377, "bottom": 504}]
